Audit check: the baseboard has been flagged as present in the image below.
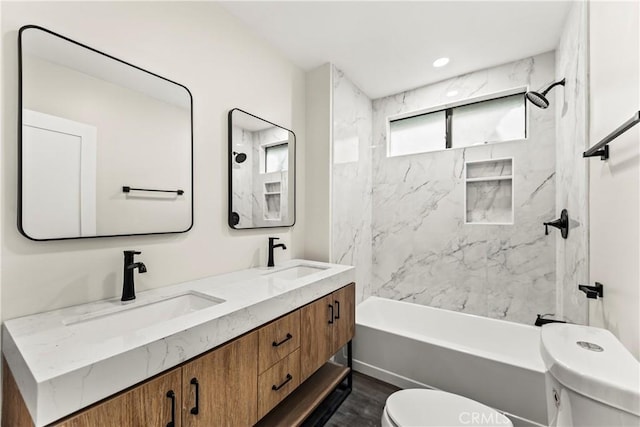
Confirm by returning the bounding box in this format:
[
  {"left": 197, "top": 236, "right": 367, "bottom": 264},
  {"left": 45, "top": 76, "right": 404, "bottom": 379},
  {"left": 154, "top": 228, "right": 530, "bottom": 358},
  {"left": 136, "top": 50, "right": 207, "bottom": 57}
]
[{"left": 352, "top": 359, "right": 434, "bottom": 390}]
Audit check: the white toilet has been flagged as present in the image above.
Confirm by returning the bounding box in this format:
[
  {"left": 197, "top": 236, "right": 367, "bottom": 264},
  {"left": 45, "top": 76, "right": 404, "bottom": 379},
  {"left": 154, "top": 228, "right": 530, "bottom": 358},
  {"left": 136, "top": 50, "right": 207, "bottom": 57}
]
[
  {"left": 541, "top": 323, "right": 640, "bottom": 426},
  {"left": 381, "top": 323, "right": 640, "bottom": 427},
  {"left": 381, "top": 389, "right": 512, "bottom": 427}
]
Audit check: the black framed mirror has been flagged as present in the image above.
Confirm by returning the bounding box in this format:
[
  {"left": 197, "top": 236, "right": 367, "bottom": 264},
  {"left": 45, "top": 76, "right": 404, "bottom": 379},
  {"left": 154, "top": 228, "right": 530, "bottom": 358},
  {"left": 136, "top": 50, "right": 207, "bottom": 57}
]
[
  {"left": 228, "top": 109, "right": 296, "bottom": 229},
  {"left": 18, "top": 25, "right": 193, "bottom": 241}
]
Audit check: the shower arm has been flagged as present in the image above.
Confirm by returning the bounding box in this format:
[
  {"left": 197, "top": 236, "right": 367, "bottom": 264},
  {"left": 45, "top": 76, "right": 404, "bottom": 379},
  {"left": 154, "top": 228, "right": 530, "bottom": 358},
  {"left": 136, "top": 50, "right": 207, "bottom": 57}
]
[{"left": 541, "top": 78, "right": 566, "bottom": 96}]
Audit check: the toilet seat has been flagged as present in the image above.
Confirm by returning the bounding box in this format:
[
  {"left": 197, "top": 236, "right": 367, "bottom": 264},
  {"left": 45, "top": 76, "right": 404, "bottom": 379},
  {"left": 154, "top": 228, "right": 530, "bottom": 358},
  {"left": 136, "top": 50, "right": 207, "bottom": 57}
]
[{"left": 384, "top": 389, "right": 512, "bottom": 427}]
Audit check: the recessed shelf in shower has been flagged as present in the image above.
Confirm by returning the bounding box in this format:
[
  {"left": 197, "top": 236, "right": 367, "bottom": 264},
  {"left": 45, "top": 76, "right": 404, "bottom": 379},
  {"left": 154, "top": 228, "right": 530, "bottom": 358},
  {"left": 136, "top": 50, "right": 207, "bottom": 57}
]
[
  {"left": 264, "top": 181, "right": 282, "bottom": 220},
  {"left": 464, "top": 158, "right": 514, "bottom": 225}
]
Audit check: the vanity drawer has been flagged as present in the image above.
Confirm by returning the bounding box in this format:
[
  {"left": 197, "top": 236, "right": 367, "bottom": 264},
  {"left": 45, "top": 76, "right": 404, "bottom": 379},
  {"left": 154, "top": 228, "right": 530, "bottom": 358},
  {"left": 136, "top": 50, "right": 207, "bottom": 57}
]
[
  {"left": 257, "top": 349, "right": 300, "bottom": 420},
  {"left": 258, "top": 310, "right": 300, "bottom": 373}
]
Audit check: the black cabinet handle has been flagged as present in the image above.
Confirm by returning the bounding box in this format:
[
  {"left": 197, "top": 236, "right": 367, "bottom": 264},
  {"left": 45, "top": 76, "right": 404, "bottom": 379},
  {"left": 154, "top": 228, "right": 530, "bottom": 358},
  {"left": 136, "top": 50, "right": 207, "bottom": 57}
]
[
  {"left": 272, "top": 373, "right": 293, "bottom": 391},
  {"left": 328, "top": 304, "right": 334, "bottom": 324},
  {"left": 166, "top": 390, "right": 176, "bottom": 427},
  {"left": 272, "top": 333, "right": 293, "bottom": 347},
  {"left": 334, "top": 300, "right": 341, "bottom": 320},
  {"left": 190, "top": 377, "right": 200, "bottom": 415}
]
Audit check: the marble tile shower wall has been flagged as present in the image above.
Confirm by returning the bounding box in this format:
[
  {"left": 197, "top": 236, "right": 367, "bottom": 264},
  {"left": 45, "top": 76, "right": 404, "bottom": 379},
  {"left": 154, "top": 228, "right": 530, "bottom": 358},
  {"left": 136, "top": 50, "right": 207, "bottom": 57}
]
[
  {"left": 331, "top": 66, "right": 373, "bottom": 303},
  {"left": 231, "top": 126, "right": 254, "bottom": 227},
  {"left": 371, "top": 52, "right": 557, "bottom": 324},
  {"left": 555, "top": 1, "right": 589, "bottom": 323}
]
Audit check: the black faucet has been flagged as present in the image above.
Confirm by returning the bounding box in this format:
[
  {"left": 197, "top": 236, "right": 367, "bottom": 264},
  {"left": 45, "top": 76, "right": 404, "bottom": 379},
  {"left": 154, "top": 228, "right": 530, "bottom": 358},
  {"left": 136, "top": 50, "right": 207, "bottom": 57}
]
[
  {"left": 122, "top": 250, "right": 147, "bottom": 302},
  {"left": 267, "top": 237, "right": 287, "bottom": 268},
  {"left": 578, "top": 282, "right": 604, "bottom": 299}
]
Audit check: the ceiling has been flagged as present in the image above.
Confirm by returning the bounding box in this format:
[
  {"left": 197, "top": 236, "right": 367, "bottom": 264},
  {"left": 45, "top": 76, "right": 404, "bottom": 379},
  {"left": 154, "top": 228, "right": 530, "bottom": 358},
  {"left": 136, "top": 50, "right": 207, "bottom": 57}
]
[{"left": 220, "top": 1, "right": 572, "bottom": 99}]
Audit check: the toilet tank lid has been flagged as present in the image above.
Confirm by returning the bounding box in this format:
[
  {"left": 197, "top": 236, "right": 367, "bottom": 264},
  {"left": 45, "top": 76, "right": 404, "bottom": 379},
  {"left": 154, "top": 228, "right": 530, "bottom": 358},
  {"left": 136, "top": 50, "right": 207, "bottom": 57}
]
[
  {"left": 540, "top": 323, "right": 640, "bottom": 416},
  {"left": 385, "top": 389, "right": 511, "bottom": 427}
]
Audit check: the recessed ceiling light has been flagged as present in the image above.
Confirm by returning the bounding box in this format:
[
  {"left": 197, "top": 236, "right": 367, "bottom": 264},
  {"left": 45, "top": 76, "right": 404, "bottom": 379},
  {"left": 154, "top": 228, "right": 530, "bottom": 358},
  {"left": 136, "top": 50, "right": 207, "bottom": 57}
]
[
  {"left": 446, "top": 90, "right": 459, "bottom": 97},
  {"left": 433, "top": 57, "right": 450, "bottom": 68}
]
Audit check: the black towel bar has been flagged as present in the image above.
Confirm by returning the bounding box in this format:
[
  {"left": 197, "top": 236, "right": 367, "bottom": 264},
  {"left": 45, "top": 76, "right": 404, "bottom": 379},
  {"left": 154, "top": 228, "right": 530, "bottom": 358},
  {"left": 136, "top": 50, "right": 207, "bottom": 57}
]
[
  {"left": 123, "top": 186, "right": 184, "bottom": 195},
  {"left": 583, "top": 111, "right": 639, "bottom": 160}
]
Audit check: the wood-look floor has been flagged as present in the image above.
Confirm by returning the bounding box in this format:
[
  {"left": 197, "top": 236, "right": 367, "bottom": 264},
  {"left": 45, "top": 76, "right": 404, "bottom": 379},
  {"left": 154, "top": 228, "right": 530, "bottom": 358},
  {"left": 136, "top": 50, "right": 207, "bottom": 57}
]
[{"left": 325, "top": 372, "right": 400, "bottom": 427}]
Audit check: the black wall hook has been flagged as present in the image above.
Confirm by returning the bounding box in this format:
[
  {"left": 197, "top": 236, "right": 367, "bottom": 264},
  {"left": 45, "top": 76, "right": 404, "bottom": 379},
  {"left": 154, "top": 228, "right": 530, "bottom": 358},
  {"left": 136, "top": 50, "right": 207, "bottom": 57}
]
[{"left": 544, "top": 209, "right": 569, "bottom": 239}]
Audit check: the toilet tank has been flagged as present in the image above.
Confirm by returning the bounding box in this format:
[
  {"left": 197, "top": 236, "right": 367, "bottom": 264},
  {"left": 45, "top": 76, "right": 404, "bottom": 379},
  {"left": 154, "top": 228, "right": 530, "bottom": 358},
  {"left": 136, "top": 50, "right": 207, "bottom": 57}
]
[{"left": 540, "top": 323, "right": 640, "bottom": 426}]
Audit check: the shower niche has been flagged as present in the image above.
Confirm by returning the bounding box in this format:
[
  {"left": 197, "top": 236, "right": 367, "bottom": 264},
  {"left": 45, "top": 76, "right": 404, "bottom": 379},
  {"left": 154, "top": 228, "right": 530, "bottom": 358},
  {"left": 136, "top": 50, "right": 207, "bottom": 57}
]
[{"left": 464, "top": 158, "right": 513, "bottom": 225}]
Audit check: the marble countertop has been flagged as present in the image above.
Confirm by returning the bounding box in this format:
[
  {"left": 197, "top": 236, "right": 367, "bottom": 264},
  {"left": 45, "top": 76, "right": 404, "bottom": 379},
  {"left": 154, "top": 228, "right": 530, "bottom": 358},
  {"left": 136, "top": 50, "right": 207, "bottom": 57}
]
[{"left": 2, "top": 259, "right": 355, "bottom": 427}]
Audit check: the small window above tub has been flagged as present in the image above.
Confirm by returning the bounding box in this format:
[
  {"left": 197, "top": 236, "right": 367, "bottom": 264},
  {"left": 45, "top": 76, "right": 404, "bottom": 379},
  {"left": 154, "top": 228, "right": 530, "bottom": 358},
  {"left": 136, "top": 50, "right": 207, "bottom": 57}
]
[
  {"left": 265, "top": 142, "right": 288, "bottom": 173},
  {"left": 387, "top": 90, "right": 526, "bottom": 157},
  {"left": 465, "top": 158, "right": 514, "bottom": 225},
  {"left": 388, "top": 110, "right": 446, "bottom": 156}
]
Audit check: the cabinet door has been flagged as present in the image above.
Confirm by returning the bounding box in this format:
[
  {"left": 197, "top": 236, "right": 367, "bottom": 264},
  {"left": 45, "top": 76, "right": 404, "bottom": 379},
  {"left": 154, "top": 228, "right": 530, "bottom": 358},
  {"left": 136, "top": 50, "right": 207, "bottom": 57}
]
[
  {"left": 55, "top": 367, "right": 182, "bottom": 427},
  {"left": 182, "top": 331, "right": 258, "bottom": 427},
  {"left": 300, "top": 294, "right": 334, "bottom": 381},
  {"left": 332, "top": 283, "right": 356, "bottom": 353}
]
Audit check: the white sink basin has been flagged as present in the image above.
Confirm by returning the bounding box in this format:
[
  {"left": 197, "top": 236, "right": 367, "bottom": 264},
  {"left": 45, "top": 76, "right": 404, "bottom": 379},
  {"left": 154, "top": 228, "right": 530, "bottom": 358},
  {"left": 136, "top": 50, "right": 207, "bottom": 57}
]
[
  {"left": 64, "top": 292, "right": 225, "bottom": 334},
  {"left": 264, "top": 265, "right": 328, "bottom": 280}
]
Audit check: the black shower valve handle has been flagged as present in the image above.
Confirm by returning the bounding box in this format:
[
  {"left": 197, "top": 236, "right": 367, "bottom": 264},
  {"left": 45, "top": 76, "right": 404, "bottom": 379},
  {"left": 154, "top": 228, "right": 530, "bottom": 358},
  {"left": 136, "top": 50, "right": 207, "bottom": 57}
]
[{"left": 543, "top": 209, "right": 569, "bottom": 239}]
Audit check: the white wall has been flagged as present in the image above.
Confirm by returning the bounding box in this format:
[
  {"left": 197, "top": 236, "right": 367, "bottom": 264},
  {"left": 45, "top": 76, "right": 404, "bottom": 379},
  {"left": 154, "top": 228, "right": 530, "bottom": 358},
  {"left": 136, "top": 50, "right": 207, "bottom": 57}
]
[
  {"left": 303, "top": 64, "right": 332, "bottom": 262},
  {"left": 1, "top": 2, "right": 306, "bottom": 320},
  {"left": 588, "top": 1, "right": 640, "bottom": 360}
]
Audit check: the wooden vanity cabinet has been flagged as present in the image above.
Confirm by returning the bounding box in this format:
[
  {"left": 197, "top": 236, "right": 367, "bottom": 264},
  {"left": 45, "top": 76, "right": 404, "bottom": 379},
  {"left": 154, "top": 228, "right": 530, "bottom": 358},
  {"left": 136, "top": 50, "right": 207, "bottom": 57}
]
[
  {"left": 332, "top": 283, "right": 356, "bottom": 353},
  {"left": 182, "top": 331, "right": 258, "bottom": 427},
  {"left": 300, "top": 283, "right": 355, "bottom": 381},
  {"left": 3, "top": 283, "right": 355, "bottom": 427},
  {"left": 54, "top": 368, "right": 183, "bottom": 427}
]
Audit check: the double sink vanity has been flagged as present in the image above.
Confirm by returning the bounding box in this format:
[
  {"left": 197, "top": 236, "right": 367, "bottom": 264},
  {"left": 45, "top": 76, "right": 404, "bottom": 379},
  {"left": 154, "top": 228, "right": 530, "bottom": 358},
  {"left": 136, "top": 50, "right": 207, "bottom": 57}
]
[
  {"left": 2, "top": 260, "right": 355, "bottom": 427},
  {"left": 10, "top": 23, "right": 347, "bottom": 427}
]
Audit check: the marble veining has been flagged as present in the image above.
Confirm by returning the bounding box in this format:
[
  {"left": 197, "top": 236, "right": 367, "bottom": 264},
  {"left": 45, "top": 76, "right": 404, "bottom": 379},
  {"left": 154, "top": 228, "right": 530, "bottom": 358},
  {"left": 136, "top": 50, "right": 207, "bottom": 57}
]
[
  {"left": 330, "top": 43, "right": 587, "bottom": 325},
  {"left": 368, "top": 53, "right": 557, "bottom": 324},
  {"left": 466, "top": 179, "right": 513, "bottom": 224},
  {"left": 3, "top": 260, "right": 354, "bottom": 426},
  {"left": 555, "top": 1, "right": 589, "bottom": 323},
  {"left": 331, "top": 66, "right": 373, "bottom": 304}
]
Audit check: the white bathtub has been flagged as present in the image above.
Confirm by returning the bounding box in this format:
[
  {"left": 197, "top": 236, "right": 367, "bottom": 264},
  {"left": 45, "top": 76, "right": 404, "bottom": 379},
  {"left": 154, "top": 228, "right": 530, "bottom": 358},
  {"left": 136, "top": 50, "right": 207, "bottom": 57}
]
[{"left": 353, "top": 297, "right": 548, "bottom": 427}]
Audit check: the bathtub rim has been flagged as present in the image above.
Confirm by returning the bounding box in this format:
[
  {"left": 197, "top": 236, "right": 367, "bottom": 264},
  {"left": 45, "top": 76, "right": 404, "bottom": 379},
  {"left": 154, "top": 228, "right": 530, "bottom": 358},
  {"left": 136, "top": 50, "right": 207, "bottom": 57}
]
[{"left": 356, "top": 296, "right": 546, "bottom": 374}]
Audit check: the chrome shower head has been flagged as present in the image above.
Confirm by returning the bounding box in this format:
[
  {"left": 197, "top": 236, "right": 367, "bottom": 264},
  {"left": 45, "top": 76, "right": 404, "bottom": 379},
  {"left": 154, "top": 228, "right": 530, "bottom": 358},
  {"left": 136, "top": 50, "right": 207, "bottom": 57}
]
[
  {"left": 233, "top": 151, "right": 247, "bottom": 164},
  {"left": 526, "top": 78, "right": 565, "bottom": 109}
]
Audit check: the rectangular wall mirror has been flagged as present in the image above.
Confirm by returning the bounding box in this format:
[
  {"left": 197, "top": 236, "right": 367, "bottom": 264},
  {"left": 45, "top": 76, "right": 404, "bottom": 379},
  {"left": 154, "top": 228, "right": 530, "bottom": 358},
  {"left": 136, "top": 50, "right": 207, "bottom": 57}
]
[
  {"left": 18, "top": 25, "right": 193, "bottom": 240},
  {"left": 228, "top": 109, "right": 295, "bottom": 229}
]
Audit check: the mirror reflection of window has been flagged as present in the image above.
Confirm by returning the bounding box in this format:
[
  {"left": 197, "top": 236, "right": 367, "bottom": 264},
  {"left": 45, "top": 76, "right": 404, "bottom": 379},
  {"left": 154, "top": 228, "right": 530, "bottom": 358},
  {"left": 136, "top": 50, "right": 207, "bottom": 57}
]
[
  {"left": 265, "top": 143, "right": 288, "bottom": 173},
  {"left": 228, "top": 108, "right": 295, "bottom": 229}
]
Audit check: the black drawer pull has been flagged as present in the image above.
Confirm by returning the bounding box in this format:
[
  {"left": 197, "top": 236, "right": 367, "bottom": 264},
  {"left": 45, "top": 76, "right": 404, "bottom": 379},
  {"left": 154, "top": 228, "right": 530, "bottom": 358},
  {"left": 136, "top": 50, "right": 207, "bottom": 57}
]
[
  {"left": 272, "top": 373, "right": 293, "bottom": 391},
  {"left": 166, "top": 390, "right": 176, "bottom": 427},
  {"left": 334, "top": 300, "right": 341, "bottom": 320},
  {"left": 272, "top": 333, "right": 293, "bottom": 347},
  {"left": 190, "top": 377, "right": 200, "bottom": 415},
  {"left": 328, "top": 304, "right": 334, "bottom": 324}
]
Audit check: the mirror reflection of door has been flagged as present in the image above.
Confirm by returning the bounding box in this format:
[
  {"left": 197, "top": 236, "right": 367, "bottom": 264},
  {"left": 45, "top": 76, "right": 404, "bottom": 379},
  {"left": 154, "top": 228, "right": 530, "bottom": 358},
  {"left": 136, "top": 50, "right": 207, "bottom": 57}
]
[
  {"left": 22, "top": 110, "right": 97, "bottom": 239},
  {"left": 19, "top": 26, "right": 193, "bottom": 240}
]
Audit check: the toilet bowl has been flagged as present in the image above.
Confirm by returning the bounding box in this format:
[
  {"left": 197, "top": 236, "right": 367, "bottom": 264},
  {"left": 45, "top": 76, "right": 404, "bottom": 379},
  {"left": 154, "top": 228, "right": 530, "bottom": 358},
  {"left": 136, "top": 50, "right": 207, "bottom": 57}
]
[{"left": 381, "top": 389, "right": 512, "bottom": 427}]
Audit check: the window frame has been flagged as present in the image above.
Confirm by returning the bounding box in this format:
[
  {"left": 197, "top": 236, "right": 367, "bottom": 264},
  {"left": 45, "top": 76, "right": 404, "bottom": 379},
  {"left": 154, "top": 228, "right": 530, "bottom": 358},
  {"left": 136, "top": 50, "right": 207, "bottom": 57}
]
[
  {"left": 387, "top": 87, "right": 528, "bottom": 157},
  {"left": 263, "top": 141, "right": 289, "bottom": 173}
]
